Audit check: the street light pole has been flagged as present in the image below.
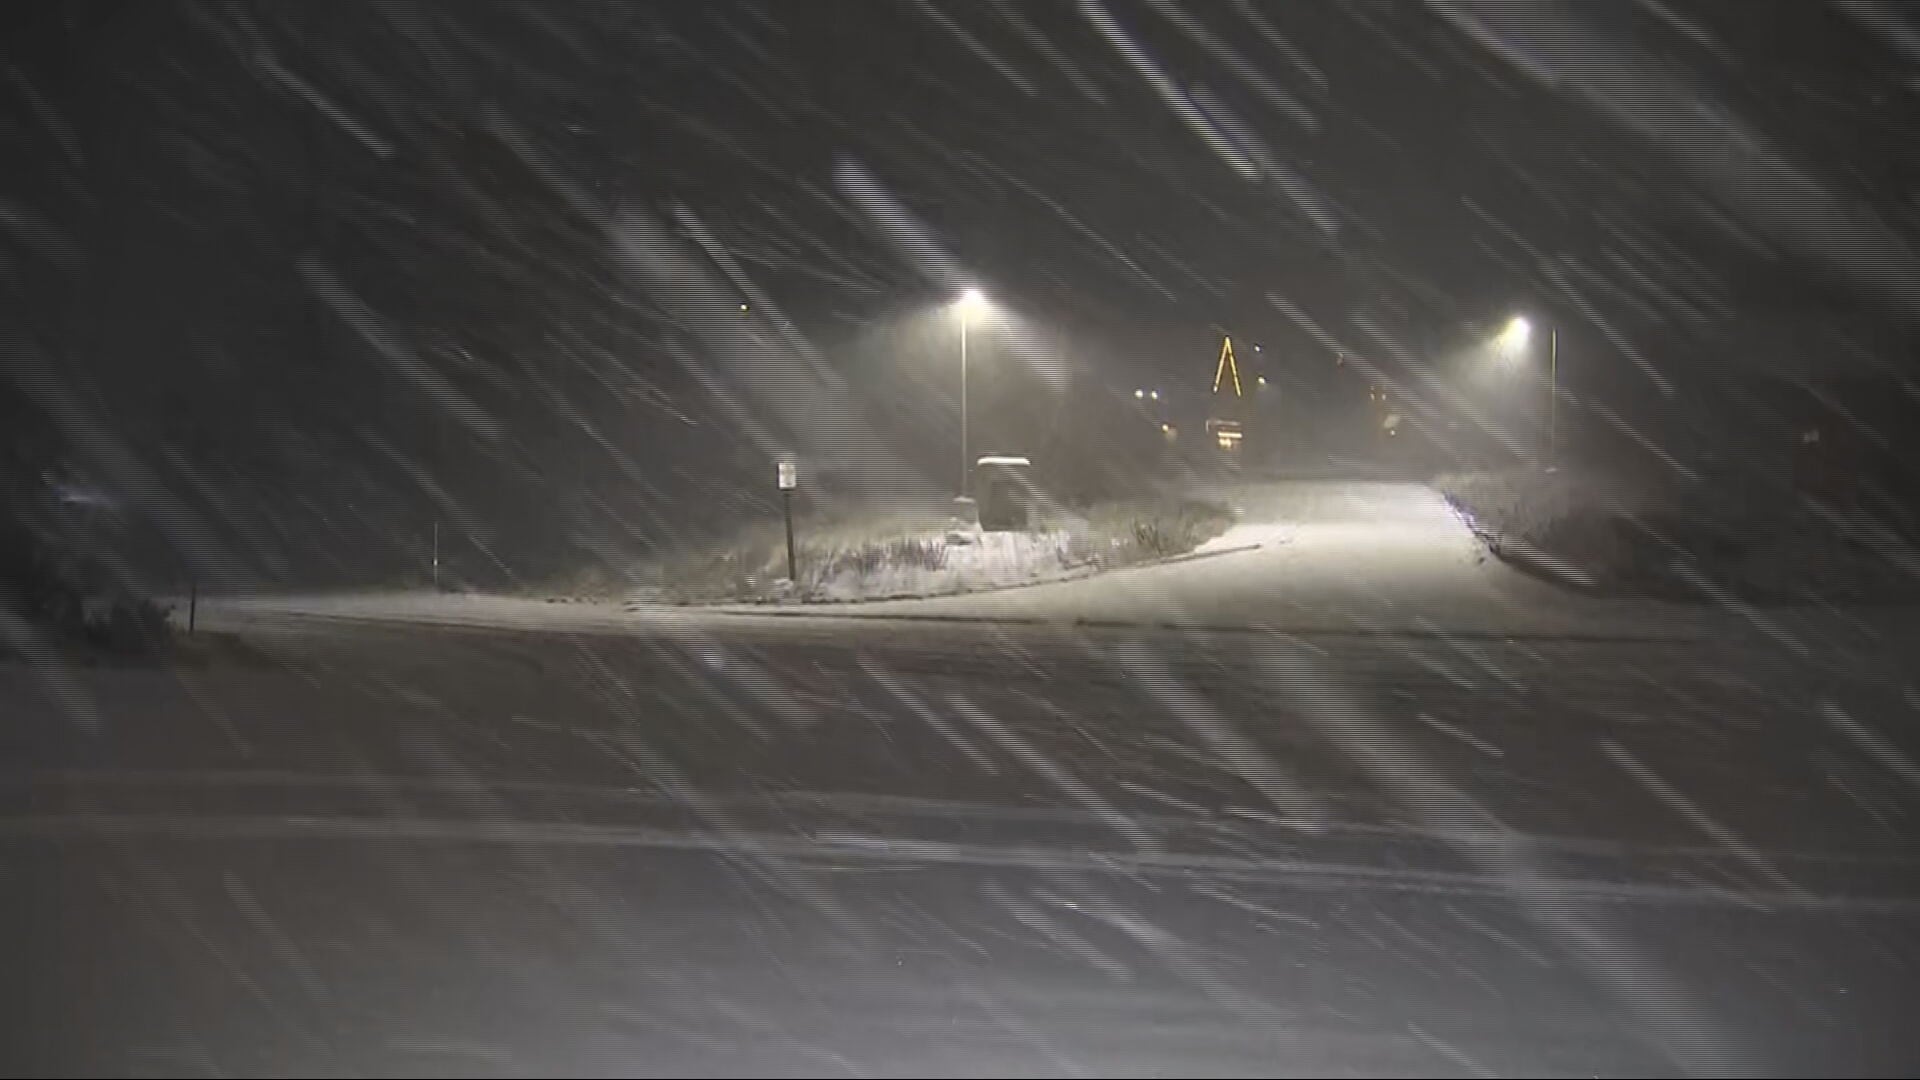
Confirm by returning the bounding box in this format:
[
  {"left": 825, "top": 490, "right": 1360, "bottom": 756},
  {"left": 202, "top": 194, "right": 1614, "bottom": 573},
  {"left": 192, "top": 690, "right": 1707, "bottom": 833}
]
[
  {"left": 1548, "top": 325, "right": 1558, "bottom": 465},
  {"left": 950, "top": 288, "right": 990, "bottom": 496},
  {"left": 960, "top": 313, "right": 969, "bottom": 494},
  {"left": 1498, "top": 314, "right": 1558, "bottom": 467}
]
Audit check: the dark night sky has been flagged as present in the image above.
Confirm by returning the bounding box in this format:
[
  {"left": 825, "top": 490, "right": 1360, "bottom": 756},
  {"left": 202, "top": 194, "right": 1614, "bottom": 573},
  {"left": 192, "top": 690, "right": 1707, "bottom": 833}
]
[{"left": 4, "top": 1, "right": 1919, "bottom": 582}]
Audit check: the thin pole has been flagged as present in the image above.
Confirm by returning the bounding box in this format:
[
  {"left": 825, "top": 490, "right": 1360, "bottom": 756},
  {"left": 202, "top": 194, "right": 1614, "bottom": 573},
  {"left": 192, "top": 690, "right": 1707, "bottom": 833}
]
[
  {"left": 1548, "top": 326, "right": 1559, "bottom": 464},
  {"left": 783, "top": 489, "right": 798, "bottom": 584},
  {"left": 432, "top": 520, "right": 440, "bottom": 591},
  {"left": 960, "top": 316, "right": 969, "bottom": 494}
]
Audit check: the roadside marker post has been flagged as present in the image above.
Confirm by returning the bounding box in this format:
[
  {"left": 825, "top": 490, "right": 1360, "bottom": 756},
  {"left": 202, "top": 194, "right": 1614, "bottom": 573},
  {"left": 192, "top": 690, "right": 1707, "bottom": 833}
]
[{"left": 778, "top": 460, "right": 799, "bottom": 585}]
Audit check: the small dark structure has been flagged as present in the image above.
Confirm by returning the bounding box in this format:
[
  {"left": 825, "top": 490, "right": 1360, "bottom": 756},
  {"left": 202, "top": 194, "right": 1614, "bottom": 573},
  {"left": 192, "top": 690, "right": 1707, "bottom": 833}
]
[{"left": 972, "top": 455, "right": 1035, "bottom": 532}]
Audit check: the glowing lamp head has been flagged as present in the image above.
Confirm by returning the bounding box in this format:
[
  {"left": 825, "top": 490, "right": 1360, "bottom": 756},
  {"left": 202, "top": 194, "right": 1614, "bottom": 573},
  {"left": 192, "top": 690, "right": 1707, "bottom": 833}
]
[
  {"left": 1497, "top": 316, "right": 1533, "bottom": 355},
  {"left": 952, "top": 288, "right": 991, "bottom": 321}
]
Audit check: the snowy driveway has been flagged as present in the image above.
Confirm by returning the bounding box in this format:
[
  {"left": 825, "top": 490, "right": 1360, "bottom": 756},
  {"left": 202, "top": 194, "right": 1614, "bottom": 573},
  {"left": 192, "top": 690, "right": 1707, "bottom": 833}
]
[{"left": 826, "top": 480, "right": 1697, "bottom": 638}]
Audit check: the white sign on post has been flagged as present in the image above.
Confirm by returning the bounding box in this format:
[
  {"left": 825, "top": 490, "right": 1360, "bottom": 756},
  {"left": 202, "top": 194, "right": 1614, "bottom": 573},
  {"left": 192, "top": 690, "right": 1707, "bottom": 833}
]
[{"left": 777, "top": 461, "right": 799, "bottom": 584}]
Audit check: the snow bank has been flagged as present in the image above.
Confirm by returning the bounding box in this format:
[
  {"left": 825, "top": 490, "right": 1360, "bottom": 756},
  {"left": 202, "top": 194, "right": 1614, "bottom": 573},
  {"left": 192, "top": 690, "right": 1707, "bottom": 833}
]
[
  {"left": 808, "top": 528, "right": 1086, "bottom": 602},
  {"left": 1193, "top": 521, "right": 1289, "bottom": 556},
  {"left": 1436, "top": 468, "right": 1920, "bottom": 604},
  {"left": 642, "top": 496, "right": 1232, "bottom": 606}
]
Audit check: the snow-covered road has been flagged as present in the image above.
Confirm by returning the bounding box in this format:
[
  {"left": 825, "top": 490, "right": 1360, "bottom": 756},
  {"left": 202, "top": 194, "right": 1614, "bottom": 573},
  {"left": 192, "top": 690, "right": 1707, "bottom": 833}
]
[
  {"left": 11, "top": 585, "right": 1920, "bottom": 1074},
  {"left": 201, "top": 479, "right": 1918, "bottom": 653},
  {"left": 11, "top": 479, "right": 1920, "bottom": 1075},
  {"left": 791, "top": 480, "right": 1705, "bottom": 638}
]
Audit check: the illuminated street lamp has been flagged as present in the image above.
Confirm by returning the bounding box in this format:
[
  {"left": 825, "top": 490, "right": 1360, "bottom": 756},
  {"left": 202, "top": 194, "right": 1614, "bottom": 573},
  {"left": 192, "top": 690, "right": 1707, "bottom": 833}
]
[
  {"left": 1495, "top": 315, "right": 1558, "bottom": 462},
  {"left": 1496, "top": 315, "right": 1532, "bottom": 355},
  {"left": 953, "top": 287, "right": 991, "bottom": 322},
  {"left": 950, "top": 288, "right": 993, "bottom": 493}
]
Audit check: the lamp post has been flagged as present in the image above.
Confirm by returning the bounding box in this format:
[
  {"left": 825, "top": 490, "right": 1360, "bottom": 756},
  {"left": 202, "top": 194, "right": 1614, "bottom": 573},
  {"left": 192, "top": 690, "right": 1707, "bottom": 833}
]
[
  {"left": 1498, "top": 315, "right": 1558, "bottom": 463},
  {"left": 951, "top": 288, "right": 992, "bottom": 493}
]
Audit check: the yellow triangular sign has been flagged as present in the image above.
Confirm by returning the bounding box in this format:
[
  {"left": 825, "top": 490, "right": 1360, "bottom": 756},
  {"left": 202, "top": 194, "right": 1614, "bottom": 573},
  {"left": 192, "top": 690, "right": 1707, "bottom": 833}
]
[{"left": 1211, "top": 335, "right": 1242, "bottom": 398}]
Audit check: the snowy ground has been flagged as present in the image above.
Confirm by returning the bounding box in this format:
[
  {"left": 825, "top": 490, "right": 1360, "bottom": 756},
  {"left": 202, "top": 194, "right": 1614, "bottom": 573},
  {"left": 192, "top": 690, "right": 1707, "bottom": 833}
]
[
  {"left": 835, "top": 479, "right": 1692, "bottom": 637},
  {"left": 809, "top": 511, "right": 1280, "bottom": 603},
  {"left": 14, "top": 478, "right": 1920, "bottom": 1074},
  {"left": 189, "top": 479, "right": 1920, "bottom": 650},
  {"left": 11, "top": 578, "right": 1920, "bottom": 1075},
  {"left": 1191, "top": 518, "right": 1289, "bottom": 556},
  {"left": 808, "top": 526, "right": 1085, "bottom": 601},
  {"left": 639, "top": 495, "right": 1232, "bottom": 606},
  {"left": 1436, "top": 468, "right": 1920, "bottom": 604}
]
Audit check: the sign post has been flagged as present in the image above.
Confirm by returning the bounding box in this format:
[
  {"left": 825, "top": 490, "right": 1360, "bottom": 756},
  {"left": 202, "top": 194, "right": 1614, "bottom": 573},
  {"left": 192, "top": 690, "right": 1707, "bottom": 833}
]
[{"left": 777, "top": 460, "right": 799, "bottom": 584}]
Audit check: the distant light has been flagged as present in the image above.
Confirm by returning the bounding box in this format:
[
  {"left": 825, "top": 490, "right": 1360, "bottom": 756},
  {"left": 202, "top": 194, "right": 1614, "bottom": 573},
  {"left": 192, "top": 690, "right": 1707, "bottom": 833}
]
[
  {"left": 1150, "top": 389, "right": 1160, "bottom": 400},
  {"left": 952, "top": 288, "right": 992, "bottom": 321},
  {"left": 1256, "top": 375, "right": 1267, "bottom": 386},
  {"left": 1134, "top": 388, "right": 1145, "bottom": 399},
  {"left": 1496, "top": 315, "right": 1532, "bottom": 356},
  {"left": 1160, "top": 422, "right": 1170, "bottom": 432},
  {"left": 739, "top": 303, "right": 749, "bottom": 313},
  {"left": 1253, "top": 343, "right": 1263, "bottom": 353}
]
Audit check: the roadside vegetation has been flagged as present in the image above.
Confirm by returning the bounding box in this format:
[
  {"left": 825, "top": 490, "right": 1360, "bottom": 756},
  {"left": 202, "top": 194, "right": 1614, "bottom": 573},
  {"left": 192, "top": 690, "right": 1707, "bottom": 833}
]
[
  {"left": 1436, "top": 467, "right": 1920, "bottom": 604},
  {"left": 1070, "top": 497, "right": 1235, "bottom": 568},
  {"left": 538, "top": 494, "right": 1233, "bottom": 606},
  {"left": 1, "top": 499, "right": 175, "bottom": 661}
]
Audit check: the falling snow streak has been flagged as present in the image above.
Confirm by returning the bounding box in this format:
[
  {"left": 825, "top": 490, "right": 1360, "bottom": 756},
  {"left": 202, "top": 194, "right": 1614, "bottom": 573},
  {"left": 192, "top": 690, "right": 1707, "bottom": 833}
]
[
  {"left": 1537, "top": 258, "right": 1676, "bottom": 396},
  {"left": 300, "top": 259, "right": 504, "bottom": 446},
  {"left": 1079, "top": 0, "right": 1258, "bottom": 181},
  {"left": 1430, "top": 0, "right": 1920, "bottom": 321},
  {"left": 1141, "top": 0, "right": 1320, "bottom": 133},
  {"left": 1248, "top": 648, "right": 1759, "bottom": 1077},
  {"left": 4, "top": 6, "right": 1920, "bottom": 1071},
  {"left": 912, "top": 1, "right": 1038, "bottom": 99},
  {"left": 988, "top": 0, "right": 1110, "bottom": 106}
]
